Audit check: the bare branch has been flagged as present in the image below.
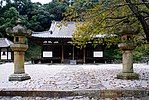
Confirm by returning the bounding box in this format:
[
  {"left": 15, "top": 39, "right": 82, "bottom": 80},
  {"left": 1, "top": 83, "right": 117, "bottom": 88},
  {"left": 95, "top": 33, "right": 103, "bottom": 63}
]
[
  {"left": 107, "top": 13, "right": 134, "bottom": 19},
  {"left": 125, "top": 0, "right": 149, "bottom": 41}
]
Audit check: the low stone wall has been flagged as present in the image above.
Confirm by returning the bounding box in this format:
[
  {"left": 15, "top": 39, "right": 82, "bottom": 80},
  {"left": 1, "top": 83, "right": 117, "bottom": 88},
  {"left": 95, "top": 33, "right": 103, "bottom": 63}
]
[{"left": 0, "top": 89, "right": 148, "bottom": 98}]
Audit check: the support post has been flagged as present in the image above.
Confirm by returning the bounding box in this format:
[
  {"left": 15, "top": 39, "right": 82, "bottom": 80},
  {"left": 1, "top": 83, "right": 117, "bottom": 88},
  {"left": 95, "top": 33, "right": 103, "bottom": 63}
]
[
  {"left": 7, "top": 48, "right": 8, "bottom": 61},
  {"left": 83, "top": 48, "right": 86, "bottom": 63},
  {"left": 72, "top": 46, "right": 75, "bottom": 60},
  {"left": 0, "top": 48, "right": 2, "bottom": 59},
  {"left": 61, "top": 45, "right": 64, "bottom": 63}
]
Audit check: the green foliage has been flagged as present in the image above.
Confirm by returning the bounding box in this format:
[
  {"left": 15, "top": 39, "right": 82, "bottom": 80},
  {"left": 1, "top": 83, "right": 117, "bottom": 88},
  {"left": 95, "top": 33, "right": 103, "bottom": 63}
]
[
  {"left": 104, "top": 46, "right": 122, "bottom": 62},
  {"left": 26, "top": 3, "right": 51, "bottom": 31},
  {"left": 0, "top": 7, "right": 20, "bottom": 36},
  {"left": 44, "top": 2, "right": 68, "bottom": 21},
  {"left": 0, "top": 0, "right": 69, "bottom": 34},
  {"left": 133, "top": 50, "right": 143, "bottom": 61},
  {"left": 63, "top": 0, "right": 149, "bottom": 62},
  {"left": 104, "top": 44, "right": 149, "bottom": 63},
  {"left": 104, "top": 43, "right": 149, "bottom": 63},
  {"left": 25, "top": 43, "right": 42, "bottom": 61},
  {"left": 64, "top": 0, "right": 149, "bottom": 47},
  {"left": 63, "top": 0, "right": 99, "bottom": 21},
  {"left": 133, "top": 44, "right": 149, "bottom": 62}
]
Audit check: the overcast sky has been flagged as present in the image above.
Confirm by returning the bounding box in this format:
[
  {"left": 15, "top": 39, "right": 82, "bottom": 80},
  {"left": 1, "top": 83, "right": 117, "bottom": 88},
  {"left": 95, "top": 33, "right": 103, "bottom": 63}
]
[{"left": 31, "top": 0, "right": 52, "bottom": 4}]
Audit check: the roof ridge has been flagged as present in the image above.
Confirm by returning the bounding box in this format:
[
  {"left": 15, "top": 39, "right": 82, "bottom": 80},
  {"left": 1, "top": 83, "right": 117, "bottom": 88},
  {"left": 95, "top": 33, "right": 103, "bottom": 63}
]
[{"left": 5, "top": 38, "right": 11, "bottom": 45}]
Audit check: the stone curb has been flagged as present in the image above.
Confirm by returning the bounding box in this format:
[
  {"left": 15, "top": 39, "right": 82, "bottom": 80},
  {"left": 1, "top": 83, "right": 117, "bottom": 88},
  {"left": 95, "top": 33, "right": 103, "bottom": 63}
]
[{"left": 0, "top": 89, "right": 148, "bottom": 98}]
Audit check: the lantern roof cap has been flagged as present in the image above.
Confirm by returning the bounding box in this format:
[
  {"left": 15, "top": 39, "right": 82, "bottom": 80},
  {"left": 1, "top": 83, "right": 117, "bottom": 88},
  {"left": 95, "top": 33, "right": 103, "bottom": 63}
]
[
  {"left": 120, "top": 19, "right": 138, "bottom": 35},
  {"left": 6, "top": 19, "right": 32, "bottom": 37}
]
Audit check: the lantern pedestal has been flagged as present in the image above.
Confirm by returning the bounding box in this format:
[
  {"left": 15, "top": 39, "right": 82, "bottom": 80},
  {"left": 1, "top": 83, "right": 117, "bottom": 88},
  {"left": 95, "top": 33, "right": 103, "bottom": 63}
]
[
  {"left": 9, "top": 73, "right": 31, "bottom": 81},
  {"left": 9, "top": 44, "right": 31, "bottom": 81},
  {"left": 117, "top": 43, "right": 139, "bottom": 80},
  {"left": 117, "top": 72, "right": 139, "bottom": 80}
]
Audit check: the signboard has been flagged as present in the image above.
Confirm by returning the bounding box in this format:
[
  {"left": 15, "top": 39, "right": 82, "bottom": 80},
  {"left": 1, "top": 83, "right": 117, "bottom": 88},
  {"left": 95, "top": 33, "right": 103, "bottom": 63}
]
[
  {"left": 93, "top": 51, "right": 103, "bottom": 57},
  {"left": 43, "top": 51, "right": 52, "bottom": 57},
  {"left": 1, "top": 51, "right": 7, "bottom": 59},
  {"left": 70, "top": 60, "right": 77, "bottom": 65}
]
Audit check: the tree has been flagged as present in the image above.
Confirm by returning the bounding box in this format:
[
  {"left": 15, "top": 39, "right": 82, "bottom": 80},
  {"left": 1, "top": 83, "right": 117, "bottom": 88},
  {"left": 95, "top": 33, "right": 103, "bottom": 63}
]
[
  {"left": 26, "top": 2, "right": 52, "bottom": 31},
  {"left": 0, "top": 7, "right": 20, "bottom": 37},
  {"left": 63, "top": 0, "right": 149, "bottom": 47},
  {"left": 44, "top": 2, "right": 69, "bottom": 21},
  {"left": 125, "top": 0, "right": 149, "bottom": 41},
  {"left": 0, "top": 0, "right": 69, "bottom": 33}
]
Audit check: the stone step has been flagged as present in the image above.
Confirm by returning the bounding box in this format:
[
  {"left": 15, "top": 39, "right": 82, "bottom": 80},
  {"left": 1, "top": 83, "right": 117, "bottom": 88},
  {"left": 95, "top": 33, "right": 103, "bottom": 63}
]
[
  {"left": 0, "top": 89, "right": 148, "bottom": 98},
  {"left": 0, "top": 96, "right": 149, "bottom": 100}
]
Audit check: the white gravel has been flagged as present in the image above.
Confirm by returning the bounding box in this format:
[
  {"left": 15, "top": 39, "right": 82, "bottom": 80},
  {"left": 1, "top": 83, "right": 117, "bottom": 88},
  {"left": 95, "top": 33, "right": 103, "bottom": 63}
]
[{"left": 0, "top": 63, "right": 148, "bottom": 91}]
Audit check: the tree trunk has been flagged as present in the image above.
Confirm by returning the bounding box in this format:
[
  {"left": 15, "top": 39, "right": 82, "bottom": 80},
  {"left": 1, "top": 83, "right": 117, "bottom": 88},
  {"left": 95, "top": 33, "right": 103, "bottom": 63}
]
[{"left": 125, "top": 0, "right": 149, "bottom": 42}]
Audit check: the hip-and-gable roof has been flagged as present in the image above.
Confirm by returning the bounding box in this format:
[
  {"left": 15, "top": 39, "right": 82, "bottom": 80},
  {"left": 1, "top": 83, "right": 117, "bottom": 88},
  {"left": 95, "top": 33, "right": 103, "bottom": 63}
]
[{"left": 32, "top": 21, "right": 76, "bottom": 38}]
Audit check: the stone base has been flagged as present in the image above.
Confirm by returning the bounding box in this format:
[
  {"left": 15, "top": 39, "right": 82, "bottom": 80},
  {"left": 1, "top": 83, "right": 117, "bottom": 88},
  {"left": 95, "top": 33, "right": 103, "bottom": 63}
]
[
  {"left": 117, "top": 72, "right": 139, "bottom": 80},
  {"left": 9, "top": 73, "right": 31, "bottom": 81}
]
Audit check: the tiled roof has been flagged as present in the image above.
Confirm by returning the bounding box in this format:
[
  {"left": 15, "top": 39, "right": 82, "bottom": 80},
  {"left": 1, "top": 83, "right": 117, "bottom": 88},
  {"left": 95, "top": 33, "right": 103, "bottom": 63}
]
[
  {"left": 0, "top": 38, "right": 13, "bottom": 47},
  {"left": 32, "top": 21, "right": 76, "bottom": 38},
  {"left": 32, "top": 21, "right": 106, "bottom": 39}
]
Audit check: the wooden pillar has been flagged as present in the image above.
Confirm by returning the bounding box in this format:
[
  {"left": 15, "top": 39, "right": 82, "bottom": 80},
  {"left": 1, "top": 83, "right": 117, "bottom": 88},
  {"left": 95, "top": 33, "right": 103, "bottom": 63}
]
[
  {"left": 83, "top": 48, "right": 86, "bottom": 63},
  {"left": 7, "top": 48, "right": 9, "bottom": 61},
  {"left": 61, "top": 45, "right": 64, "bottom": 63},
  {"left": 72, "top": 46, "right": 75, "bottom": 60},
  {"left": 0, "top": 48, "right": 1, "bottom": 60},
  {"left": 41, "top": 41, "right": 44, "bottom": 58}
]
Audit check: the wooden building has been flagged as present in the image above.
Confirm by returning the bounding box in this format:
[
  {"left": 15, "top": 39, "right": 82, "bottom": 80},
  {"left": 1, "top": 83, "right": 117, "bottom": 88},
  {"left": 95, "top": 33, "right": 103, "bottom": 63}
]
[
  {"left": 32, "top": 21, "right": 108, "bottom": 64},
  {"left": 0, "top": 38, "right": 13, "bottom": 62}
]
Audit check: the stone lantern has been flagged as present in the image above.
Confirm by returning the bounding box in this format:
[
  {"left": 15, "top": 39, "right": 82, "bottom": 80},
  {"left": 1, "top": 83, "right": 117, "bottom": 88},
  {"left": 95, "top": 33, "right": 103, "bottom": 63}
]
[
  {"left": 6, "top": 19, "right": 32, "bottom": 81},
  {"left": 117, "top": 20, "right": 139, "bottom": 80}
]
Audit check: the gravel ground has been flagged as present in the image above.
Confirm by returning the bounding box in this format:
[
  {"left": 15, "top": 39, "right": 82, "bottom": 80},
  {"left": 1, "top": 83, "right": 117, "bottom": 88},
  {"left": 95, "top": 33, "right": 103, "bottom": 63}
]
[{"left": 0, "top": 63, "right": 149, "bottom": 90}]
